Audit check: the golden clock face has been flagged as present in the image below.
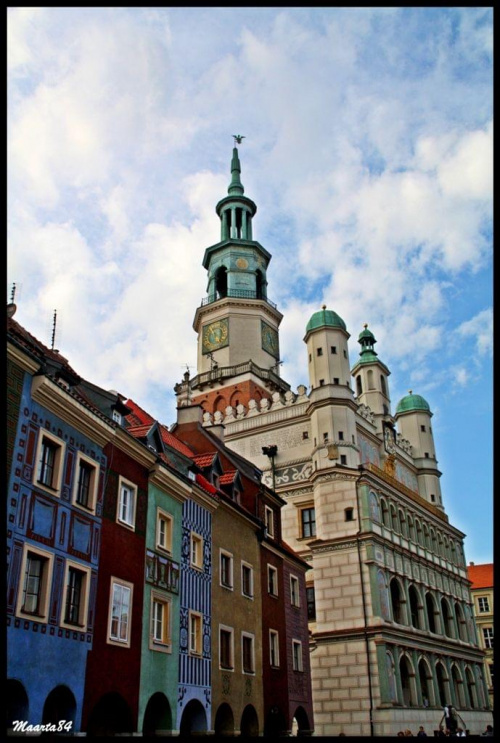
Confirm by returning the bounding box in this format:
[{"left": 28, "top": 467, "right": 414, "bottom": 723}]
[
  {"left": 261, "top": 321, "right": 279, "bottom": 358},
  {"left": 202, "top": 318, "right": 229, "bottom": 353}
]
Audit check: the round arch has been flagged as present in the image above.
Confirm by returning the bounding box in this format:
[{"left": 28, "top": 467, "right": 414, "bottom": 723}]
[
  {"left": 212, "top": 395, "right": 227, "bottom": 415},
  {"left": 425, "top": 591, "right": 438, "bottom": 634},
  {"left": 465, "top": 666, "right": 478, "bottom": 708},
  {"left": 418, "top": 657, "right": 435, "bottom": 707},
  {"left": 441, "top": 597, "right": 455, "bottom": 638},
  {"left": 451, "top": 663, "right": 466, "bottom": 708},
  {"left": 390, "top": 577, "right": 406, "bottom": 625},
  {"left": 42, "top": 685, "right": 77, "bottom": 728},
  {"left": 399, "top": 654, "right": 417, "bottom": 707},
  {"left": 436, "top": 661, "right": 450, "bottom": 707},
  {"left": 264, "top": 706, "right": 287, "bottom": 737},
  {"left": 142, "top": 692, "right": 172, "bottom": 736},
  {"left": 240, "top": 704, "right": 259, "bottom": 737},
  {"left": 214, "top": 703, "right": 234, "bottom": 736},
  {"left": 6, "top": 679, "right": 29, "bottom": 729},
  {"left": 229, "top": 389, "right": 243, "bottom": 408},
  {"left": 408, "top": 584, "right": 422, "bottom": 629},
  {"left": 86, "top": 692, "right": 134, "bottom": 737},
  {"left": 179, "top": 699, "right": 207, "bottom": 736},
  {"left": 292, "top": 705, "right": 312, "bottom": 736}
]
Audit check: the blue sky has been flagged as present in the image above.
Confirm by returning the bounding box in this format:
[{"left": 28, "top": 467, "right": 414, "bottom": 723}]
[{"left": 7, "top": 7, "right": 492, "bottom": 563}]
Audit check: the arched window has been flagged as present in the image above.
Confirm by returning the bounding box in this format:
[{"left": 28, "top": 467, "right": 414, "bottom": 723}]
[
  {"left": 423, "top": 523, "right": 430, "bottom": 549},
  {"left": 381, "top": 498, "right": 390, "bottom": 529},
  {"left": 443, "top": 537, "right": 450, "bottom": 561},
  {"left": 409, "top": 585, "right": 422, "bottom": 629},
  {"left": 455, "top": 602, "right": 468, "bottom": 642},
  {"left": 451, "top": 664, "right": 466, "bottom": 708},
  {"left": 377, "top": 570, "right": 391, "bottom": 620},
  {"left": 390, "top": 504, "right": 399, "bottom": 532},
  {"left": 390, "top": 578, "right": 406, "bottom": 625},
  {"left": 441, "top": 597, "right": 455, "bottom": 638},
  {"left": 367, "top": 369, "right": 375, "bottom": 390},
  {"left": 399, "top": 509, "right": 407, "bottom": 537},
  {"left": 381, "top": 375, "right": 387, "bottom": 396},
  {"left": 437, "top": 532, "right": 444, "bottom": 557},
  {"left": 407, "top": 515, "right": 415, "bottom": 542},
  {"left": 436, "top": 662, "right": 450, "bottom": 707},
  {"left": 430, "top": 527, "right": 437, "bottom": 554},
  {"left": 465, "top": 667, "right": 477, "bottom": 709},
  {"left": 415, "top": 518, "right": 423, "bottom": 547},
  {"left": 215, "top": 266, "right": 228, "bottom": 299},
  {"left": 450, "top": 541, "right": 457, "bottom": 565},
  {"left": 369, "top": 491, "right": 380, "bottom": 522},
  {"left": 400, "top": 655, "right": 417, "bottom": 706},
  {"left": 356, "top": 375, "right": 363, "bottom": 396},
  {"left": 426, "top": 592, "right": 438, "bottom": 634},
  {"left": 418, "top": 658, "right": 434, "bottom": 707},
  {"left": 386, "top": 651, "right": 398, "bottom": 702},
  {"left": 255, "top": 269, "right": 264, "bottom": 299}
]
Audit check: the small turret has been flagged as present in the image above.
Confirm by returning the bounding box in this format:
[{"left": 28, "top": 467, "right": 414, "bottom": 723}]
[
  {"left": 395, "top": 391, "right": 443, "bottom": 509},
  {"left": 351, "top": 324, "right": 392, "bottom": 433}
]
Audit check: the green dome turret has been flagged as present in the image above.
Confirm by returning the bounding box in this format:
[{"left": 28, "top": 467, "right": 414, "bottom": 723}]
[
  {"left": 305, "top": 305, "right": 347, "bottom": 335},
  {"left": 395, "top": 391, "right": 431, "bottom": 416}
]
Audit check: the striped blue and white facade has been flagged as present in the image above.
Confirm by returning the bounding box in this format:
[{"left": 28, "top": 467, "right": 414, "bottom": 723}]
[{"left": 177, "top": 497, "right": 213, "bottom": 732}]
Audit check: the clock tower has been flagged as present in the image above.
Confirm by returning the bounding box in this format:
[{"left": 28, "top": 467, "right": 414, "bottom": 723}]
[{"left": 177, "top": 144, "right": 289, "bottom": 414}]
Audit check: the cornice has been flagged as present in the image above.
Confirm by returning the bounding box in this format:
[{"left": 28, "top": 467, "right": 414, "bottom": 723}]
[
  {"left": 31, "top": 375, "right": 114, "bottom": 448},
  {"left": 8, "top": 342, "right": 41, "bottom": 375},
  {"left": 113, "top": 427, "right": 158, "bottom": 467},
  {"left": 148, "top": 463, "right": 191, "bottom": 503}
]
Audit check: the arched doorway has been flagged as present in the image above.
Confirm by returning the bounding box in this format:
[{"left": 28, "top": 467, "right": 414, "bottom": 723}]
[
  {"left": 214, "top": 703, "right": 234, "bottom": 736},
  {"left": 6, "top": 680, "right": 29, "bottom": 729},
  {"left": 42, "top": 685, "right": 76, "bottom": 728},
  {"left": 292, "top": 706, "right": 312, "bottom": 736},
  {"left": 240, "top": 704, "right": 259, "bottom": 736},
  {"left": 86, "top": 692, "right": 134, "bottom": 736},
  {"left": 179, "top": 699, "right": 207, "bottom": 736},
  {"left": 264, "top": 706, "right": 287, "bottom": 737},
  {"left": 143, "top": 692, "right": 172, "bottom": 736}
]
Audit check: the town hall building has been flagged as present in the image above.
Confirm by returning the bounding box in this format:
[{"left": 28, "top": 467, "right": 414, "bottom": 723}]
[{"left": 175, "top": 143, "right": 493, "bottom": 736}]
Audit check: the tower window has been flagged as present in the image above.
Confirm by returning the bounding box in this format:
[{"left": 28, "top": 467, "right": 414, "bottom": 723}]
[
  {"left": 319, "top": 379, "right": 325, "bottom": 386},
  {"left": 345, "top": 508, "right": 354, "bottom": 522},
  {"left": 309, "top": 353, "right": 312, "bottom": 363},
  {"left": 425, "top": 452, "right": 429, "bottom": 458},
  {"left": 340, "top": 455, "right": 347, "bottom": 465},
  {"left": 317, "top": 348, "right": 323, "bottom": 357},
  {"left": 381, "top": 375, "right": 387, "bottom": 396},
  {"left": 323, "top": 433, "right": 328, "bottom": 442},
  {"left": 421, "top": 425, "right": 426, "bottom": 432},
  {"left": 343, "top": 350, "right": 347, "bottom": 358},
  {"left": 356, "top": 376, "right": 362, "bottom": 396},
  {"left": 302, "top": 431, "right": 309, "bottom": 440},
  {"left": 338, "top": 431, "right": 344, "bottom": 440},
  {"left": 430, "top": 494, "right": 435, "bottom": 502},
  {"left": 331, "top": 346, "right": 337, "bottom": 354},
  {"left": 333, "top": 377, "right": 339, "bottom": 385}
]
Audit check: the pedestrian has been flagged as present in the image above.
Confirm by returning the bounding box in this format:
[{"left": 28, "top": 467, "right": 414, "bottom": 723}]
[
  {"left": 482, "top": 724, "right": 494, "bottom": 736},
  {"left": 456, "top": 727, "right": 466, "bottom": 737},
  {"left": 436, "top": 725, "right": 446, "bottom": 737},
  {"left": 397, "top": 732, "right": 405, "bottom": 737},
  {"left": 404, "top": 731, "right": 413, "bottom": 737},
  {"left": 417, "top": 726, "right": 427, "bottom": 737}
]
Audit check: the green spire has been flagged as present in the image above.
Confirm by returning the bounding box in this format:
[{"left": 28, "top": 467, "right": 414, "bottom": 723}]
[
  {"left": 358, "top": 323, "right": 378, "bottom": 360},
  {"left": 228, "top": 147, "right": 244, "bottom": 196}
]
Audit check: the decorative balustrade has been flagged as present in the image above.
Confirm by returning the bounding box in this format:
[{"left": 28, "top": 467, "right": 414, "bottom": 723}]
[{"left": 200, "top": 289, "right": 277, "bottom": 309}]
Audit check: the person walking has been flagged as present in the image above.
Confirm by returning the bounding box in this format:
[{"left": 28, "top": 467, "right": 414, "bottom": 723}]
[{"left": 417, "top": 726, "right": 428, "bottom": 737}]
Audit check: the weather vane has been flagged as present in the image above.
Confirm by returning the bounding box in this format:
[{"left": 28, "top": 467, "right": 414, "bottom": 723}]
[{"left": 233, "top": 134, "right": 246, "bottom": 145}]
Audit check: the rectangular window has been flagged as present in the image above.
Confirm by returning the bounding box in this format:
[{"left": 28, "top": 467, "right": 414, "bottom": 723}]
[
  {"left": 241, "top": 563, "right": 254, "bottom": 599},
  {"left": 292, "top": 640, "right": 303, "bottom": 672},
  {"left": 34, "top": 430, "right": 65, "bottom": 495},
  {"left": 220, "top": 550, "right": 233, "bottom": 589},
  {"left": 317, "top": 347, "right": 323, "bottom": 356},
  {"left": 302, "top": 431, "right": 309, "bottom": 440},
  {"left": 220, "top": 626, "right": 234, "bottom": 670},
  {"left": 157, "top": 509, "right": 173, "bottom": 553},
  {"left": 112, "top": 410, "right": 122, "bottom": 424},
  {"left": 16, "top": 544, "right": 54, "bottom": 623},
  {"left": 483, "top": 627, "right": 494, "bottom": 649},
  {"left": 108, "top": 578, "right": 133, "bottom": 646},
  {"left": 340, "top": 454, "right": 347, "bottom": 464},
  {"left": 117, "top": 477, "right": 137, "bottom": 529},
  {"left": 301, "top": 508, "right": 316, "bottom": 538},
  {"left": 265, "top": 506, "right": 274, "bottom": 538},
  {"left": 333, "top": 377, "right": 340, "bottom": 384},
  {"left": 150, "top": 593, "right": 171, "bottom": 650},
  {"left": 242, "top": 633, "right": 255, "bottom": 674},
  {"left": 331, "top": 346, "right": 337, "bottom": 354},
  {"left": 478, "top": 597, "right": 490, "bottom": 613},
  {"left": 189, "top": 611, "right": 202, "bottom": 655},
  {"left": 269, "top": 630, "right": 280, "bottom": 667},
  {"left": 190, "top": 533, "right": 204, "bottom": 570},
  {"left": 421, "top": 425, "right": 426, "bottom": 432},
  {"left": 72, "top": 453, "right": 98, "bottom": 512},
  {"left": 338, "top": 431, "right": 344, "bottom": 440},
  {"left": 319, "top": 379, "right": 325, "bottom": 386},
  {"left": 61, "top": 563, "right": 91, "bottom": 629},
  {"left": 268, "top": 565, "right": 278, "bottom": 596},
  {"left": 323, "top": 432, "right": 329, "bottom": 442},
  {"left": 290, "top": 575, "right": 300, "bottom": 607},
  {"left": 306, "top": 586, "right": 316, "bottom": 621}
]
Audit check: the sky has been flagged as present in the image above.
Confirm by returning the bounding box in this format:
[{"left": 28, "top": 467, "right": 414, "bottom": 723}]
[{"left": 7, "top": 7, "right": 493, "bottom": 564}]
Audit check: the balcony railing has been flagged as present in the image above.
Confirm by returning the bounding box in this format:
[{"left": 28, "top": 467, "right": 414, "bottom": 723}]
[
  {"left": 176, "top": 359, "right": 290, "bottom": 393},
  {"left": 200, "top": 289, "right": 277, "bottom": 309}
]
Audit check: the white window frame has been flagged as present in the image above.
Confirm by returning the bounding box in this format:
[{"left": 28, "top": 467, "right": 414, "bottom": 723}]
[
  {"left": 483, "top": 627, "right": 494, "bottom": 650},
  {"left": 156, "top": 508, "right": 173, "bottom": 554},
  {"left": 241, "top": 562, "right": 254, "bottom": 599},
  {"left": 269, "top": 629, "right": 280, "bottom": 668},
  {"left": 292, "top": 639, "right": 304, "bottom": 672},
  {"left": 150, "top": 590, "right": 172, "bottom": 653},
  {"left": 220, "top": 549, "right": 234, "bottom": 590},
  {"left": 112, "top": 410, "right": 122, "bottom": 424},
  {"left": 268, "top": 564, "right": 278, "bottom": 597},
  {"left": 16, "top": 543, "right": 55, "bottom": 623},
  {"left": 60, "top": 559, "right": 92, "bottom": 630},
  {"left": 241, "top": 631, "right": 255, "bottom": 675},
  {"left": 190, "top": 532, "right": 204, "bottom": 570},
  {"left": 72, "top": 451, "right": 99, "bottom": 513},
  {"left": 478, "top": 596, "right": 490, "bottom": 613},
  {"left": 219, "top": 624, "right": 234, "bottom": 671},
  {"left": 290, "top": 574, "right": 300, "bottom": 607},
  {"left": 116, "top": 476, "right": 137, "bottom": 530},
  {"left": 108, "top": 577, "right": 133, "bottom": 648},
  {"left": 265, "top": 505, "right": 275, "bottom": 538},
  {"left": 33, "top": 429, "right": 65, "bottom": 496},
  {"left": 189, "top": 610, "right": 203, "bottom": 656}
]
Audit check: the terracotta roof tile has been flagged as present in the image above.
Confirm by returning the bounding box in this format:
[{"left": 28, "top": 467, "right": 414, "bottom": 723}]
[
  {"left": 220, "top": 471, "right": 238, "bottom": 485},
  {"left": 193, "top": 453, "right": 217, "bottom": 468},
  {"left": 468, "top": 563, "right": 494, "bottom": 589},
  {"left": 160, "top": 425, "right": 196, "bottom": 459},
  {"left": 124, "top": 398, "right": 155, "bottom": 427},
  {"left": 127, "top": 423, "right": 154, "bottom": 437}
]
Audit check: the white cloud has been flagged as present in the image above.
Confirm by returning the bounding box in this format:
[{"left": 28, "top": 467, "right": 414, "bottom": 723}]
[{"left": 456, "top": 308, "right": 493, "bottom": 357}]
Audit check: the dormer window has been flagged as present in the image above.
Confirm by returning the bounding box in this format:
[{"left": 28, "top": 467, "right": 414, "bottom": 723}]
[{"left": 112, "top": 410, "right": 122, "bottom": 424}]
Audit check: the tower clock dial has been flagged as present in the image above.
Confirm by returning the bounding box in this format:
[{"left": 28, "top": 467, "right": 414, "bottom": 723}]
[
  {"left": 261, "top": 321, "right": 279, "bottom": 359},
  {"left": 202, "top": 318, "right": 229, "bottom": 353}
]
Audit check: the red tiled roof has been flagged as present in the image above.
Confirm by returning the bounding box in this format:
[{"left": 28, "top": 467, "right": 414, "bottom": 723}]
[
  {"left": 193, "top": 453, "right": 217, "bottom": 468},
  {"left": 8, "top": 316, "right": 81, "bottom": 379},
  {"left": 220, "top": 471, "right": 238, "bottom": 485},
  {"left": 125, "top": 399, "right": 195, "bottom": 459},
  {"left": 468, "top": 563, "right": 494, "bottom": 589},
  {"left": 125, "top": 398, "right": 155, "bottom": 427},
  {"left": 195, "top": 473, "right": 219, "bottom": 498},
  {"left": 160, "top": 425, "right": 196, "bottom": 459},
  {"left": 127, "top": 423, "right": 154, "bottom": 437}
]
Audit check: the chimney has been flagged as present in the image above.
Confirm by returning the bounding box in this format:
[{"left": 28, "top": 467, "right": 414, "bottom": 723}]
[{"left": 176, "top": 403, "right": 204, "bottom": 426}]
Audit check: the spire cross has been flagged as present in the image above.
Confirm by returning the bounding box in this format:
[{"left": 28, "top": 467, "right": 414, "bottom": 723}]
[{"left": 233, "top": 134, "right": 246, "bottom": 145}]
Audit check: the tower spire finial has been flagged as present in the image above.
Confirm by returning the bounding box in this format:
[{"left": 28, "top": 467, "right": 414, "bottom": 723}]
[
  {"left": 51, "top": 310, "right": 58, "bottom": 351},
  {"left": 228, "top": 139, "right": 245, "bottom": 196}
]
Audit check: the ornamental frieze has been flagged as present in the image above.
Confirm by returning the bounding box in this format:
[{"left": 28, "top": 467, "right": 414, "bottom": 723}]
[{"left": 312, "top": 540, "right": 357, "bottom": 554}]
